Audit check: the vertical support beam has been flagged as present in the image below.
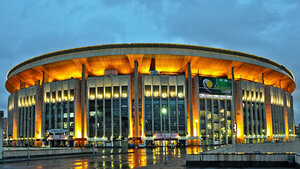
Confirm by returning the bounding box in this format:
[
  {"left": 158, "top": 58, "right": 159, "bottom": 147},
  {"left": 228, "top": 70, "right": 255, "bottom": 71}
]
[
  {"left": 75, "top": 65, "right": 85, "bottom": 146},
  {"left": 283, "top": 92, "right": 289, "bottom": 142},
  {"left": 141, "top": 76, "right": 146, "bottom": 137},
  {"left": 231, "top": 67, "right": 237, "bottom": 144},
  {"left": 192, "top": 77, "right": 200, "bottom": 141},
  {"left": 291, "top": 95, "right": 295, "bottom": 140},
  {"left": 264, "top": 85, "right": 273, "bottom": 141},
  {"left": 35, "top": 79, "right": 43, "bottom": 147},
  {"left": 82, "top": 65, "right": 86, "bottom": 142},
  {"left": 235, "top": 81, "right": 243, "bottom": 143},
  {"left": 13, "top": 93, "right": 18, "bottom": 146},
  {"left": 279, "top": 80, "right": 281, "bottom": 89},
  {"left": 134, "top": 61, "right": 139, "bottom": 138},
  {"left": 128, "top": 76, "right": 133, "bottom": 138},
  {"left": 187, "top": 62, "right": 193, "bottom": 137}
]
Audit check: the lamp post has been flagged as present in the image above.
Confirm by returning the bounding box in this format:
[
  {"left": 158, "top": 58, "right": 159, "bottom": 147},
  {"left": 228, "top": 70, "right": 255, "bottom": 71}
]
[
  {"left": 161, "top": 107, "right": 167, "bottom": 164},
  {"left": 195, "top": 119, "right": 199, "bottom": 154}
]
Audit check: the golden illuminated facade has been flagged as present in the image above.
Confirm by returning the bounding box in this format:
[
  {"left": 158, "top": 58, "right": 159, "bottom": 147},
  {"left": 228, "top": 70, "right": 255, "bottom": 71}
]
[{"left": 5, "top": 43, "right": 296, "bottom": 147}]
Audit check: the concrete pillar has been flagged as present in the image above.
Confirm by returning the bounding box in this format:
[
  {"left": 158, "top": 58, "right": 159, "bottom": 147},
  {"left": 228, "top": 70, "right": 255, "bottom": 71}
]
[
  {"left": 72, "top": 66, "right": 84, "bottom": 146},
  {"left": 264, "top": 85, "right": 273, "bottom": 141},
  {"left": 231, "top": 67, "right": 236, "bottom": 144},
  {"left": 41, "top": 72, "right": 45, "bottom": 140},
  {"left": 82, "top": 65, "right": 86, "bottom": 142},
  {"left": 235, "top": 81, "right": 244, "bottom": 144},
  {"left": 35, "top": 81, "right": 43, "bottom": 147},
  {"left": 134, "top": 61, "right": 139, "bottom": 138},
  {"left": 283, "top": 92, "right": 289, "bottom": 141},
  {"left": 192, "top": 77, "right": 200, "bottom": 145},
  {"left": 187, "top": 62, "right": 193, "bottom": 137},
  {"left": 13, "top": 92, "right": 18, "bottom": 146}
]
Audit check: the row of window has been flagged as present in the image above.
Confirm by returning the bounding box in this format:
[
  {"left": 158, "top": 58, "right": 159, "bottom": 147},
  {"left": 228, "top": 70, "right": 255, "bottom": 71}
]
[
  {"left": 45, "top": 101, "right": 75, "bottom": 136},
  {"left": 199, "top": 99, "right": 233, "bottom": 144},
  {"left": 89, "top": 86, "right": 128, "bottom": 99},
  {"left": 144, "top": 98, "right": 186, "bottom": 136},
  {"left": 88, "top": 98, "right": 129, "bottom": 139},
  {"left": 45, "top": 89, "right": 75, "bottom": 103},
  {"left": 144, "top": 85, "right": 184, "bottom": 97},
  {"left": 18, "top": 106, "right": 35, "bottom": 138}
]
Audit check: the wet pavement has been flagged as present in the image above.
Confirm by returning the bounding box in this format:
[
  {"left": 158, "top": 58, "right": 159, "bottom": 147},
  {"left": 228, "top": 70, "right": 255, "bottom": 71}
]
[
  {"left": 0, "top": 146, "right": 293, "bottom": 169},
  {"left": 0, "top": 147, "right": 190, "bottom": 169}
]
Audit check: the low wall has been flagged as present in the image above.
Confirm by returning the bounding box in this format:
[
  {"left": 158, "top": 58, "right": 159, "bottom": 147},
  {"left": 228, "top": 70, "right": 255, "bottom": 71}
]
[
  {"left": 208, "top": 142, "right": 300, "bottom": 153},
  {"left": 186, "top": 153, "right": 295, "bottom": 168},
  {"left": 3, "top": 148, "right": 96, "bottom": 158}
]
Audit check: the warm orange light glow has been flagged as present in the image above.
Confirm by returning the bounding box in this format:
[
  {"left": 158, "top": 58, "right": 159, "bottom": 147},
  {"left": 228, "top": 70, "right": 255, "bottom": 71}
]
[
  {"left": 284, "top": 94, "right": 289, "bottom": 142},
  {"left": 264, "top": 86, "right": 273, "bottom": 141},
  {"left": 12, "top": 94, "right": 18, "bottom": 141},
  {"left": 6, "top": 53, "right": 295, "bottom": 96},
  {"left": 89, "top": 95, "right": 95, "bottom": 100},
  {"left": 129, "top": 83, "right": 133, "bottom": 138},
  {"left": 187, "top": 114, "right": 191, "bottom": 137},
  {"left": 235, "top": 82, "right": 245, "bottom": 143},
  {"left": 74, "top": 80, "right": 83, "bottom": 141},
  {"left": 194, "top": 119, "right": 199, "bottom": 136},
  {"left": 141, "top": 95, "right": 144, "bottom": 138},
  {"left": 97, "top": 94, "right": 103, "bottom": 99}
]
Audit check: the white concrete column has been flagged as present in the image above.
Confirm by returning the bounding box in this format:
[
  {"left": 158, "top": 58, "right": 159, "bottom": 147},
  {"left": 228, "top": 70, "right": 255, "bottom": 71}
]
[
  {"left": 134, "top": 61, "right": 139, "bottom": 137},
  {"left": 231, "top": 67, "right": 236, "bottom": 144},
  {"left": 187, "top": 62, "right": 193, "bottom": 136}
]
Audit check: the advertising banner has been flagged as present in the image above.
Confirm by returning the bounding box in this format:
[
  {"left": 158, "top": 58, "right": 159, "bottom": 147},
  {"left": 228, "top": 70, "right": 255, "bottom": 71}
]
[
  {"left": 153, "top": 133, "right": 178, "bottom": 139},
  {"left": 49, "top": 135, "right": 68, "bottom": 140},
  {"left": 199, "top": 76, "right": 232, "bottom": 95}
]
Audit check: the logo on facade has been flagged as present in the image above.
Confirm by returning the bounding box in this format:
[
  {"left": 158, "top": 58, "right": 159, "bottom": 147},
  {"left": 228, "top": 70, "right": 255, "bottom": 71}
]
[{"left": 199, "top": 76, "right": 232, "bottom": 95}]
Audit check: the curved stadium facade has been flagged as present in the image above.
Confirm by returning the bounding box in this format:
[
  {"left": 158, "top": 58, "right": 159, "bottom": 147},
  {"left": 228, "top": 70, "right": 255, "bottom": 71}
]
[{"left": 6, "top": 43, "right": 296, "bottom": 147}]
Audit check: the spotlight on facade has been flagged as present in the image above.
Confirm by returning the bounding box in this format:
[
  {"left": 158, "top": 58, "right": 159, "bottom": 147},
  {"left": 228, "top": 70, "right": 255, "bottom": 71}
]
[
  {"left": 114, "top": 94, "right": 119, "bottom": 98},
  {"left": 161, "top": 107, "right": 167, "bottom": 114}
]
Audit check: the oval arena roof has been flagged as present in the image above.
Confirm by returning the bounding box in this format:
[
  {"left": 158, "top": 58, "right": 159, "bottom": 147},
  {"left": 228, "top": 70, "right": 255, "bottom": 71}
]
[{"left": 6, "top": 43, "right": 295, "bottom": 94}]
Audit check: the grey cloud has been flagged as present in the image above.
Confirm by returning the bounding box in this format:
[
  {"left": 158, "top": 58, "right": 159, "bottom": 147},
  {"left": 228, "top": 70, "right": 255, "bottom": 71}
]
[{"left": 0, "top": 0, "right": 299, "bottom": 124}]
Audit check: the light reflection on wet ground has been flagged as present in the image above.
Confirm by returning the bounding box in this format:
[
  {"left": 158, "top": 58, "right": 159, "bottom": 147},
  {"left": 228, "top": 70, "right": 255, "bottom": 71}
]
[
  {"left": 0, "top": 146, "right": 288, "bottom": 169},
  {"left": 0, "top": 147, "right": 191, "bottom": 169}
]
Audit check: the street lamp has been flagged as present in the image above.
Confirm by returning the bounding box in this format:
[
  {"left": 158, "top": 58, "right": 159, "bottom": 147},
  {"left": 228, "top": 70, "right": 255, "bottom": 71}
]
[{"left": 161, "top": 107, "right": 167, "bottom": 164}]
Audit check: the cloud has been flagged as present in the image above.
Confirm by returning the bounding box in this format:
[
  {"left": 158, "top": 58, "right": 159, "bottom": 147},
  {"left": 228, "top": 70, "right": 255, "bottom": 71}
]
[{"left": 0, "top": 0, "right": 299, "bottom": 125}]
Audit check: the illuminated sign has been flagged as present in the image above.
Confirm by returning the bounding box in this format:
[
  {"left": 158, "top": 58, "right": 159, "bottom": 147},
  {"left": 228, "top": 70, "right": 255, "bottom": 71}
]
[
  {"left": 48, "top": 135, "right": 68, "bottom": 140},
  {"left": 199, "top": 76, "right": 232, "bottom": 95},
  {"left": 153, "top": 133, "right": 178, "bottom": 139}
]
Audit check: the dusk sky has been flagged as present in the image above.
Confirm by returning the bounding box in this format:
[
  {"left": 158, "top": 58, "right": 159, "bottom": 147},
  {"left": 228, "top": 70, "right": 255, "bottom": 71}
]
[{"left": 1, "top": 0, "right": 300, "bottom": 124}]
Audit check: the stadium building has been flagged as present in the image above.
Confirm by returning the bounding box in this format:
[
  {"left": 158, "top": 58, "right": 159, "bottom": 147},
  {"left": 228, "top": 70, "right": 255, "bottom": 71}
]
[{"left": 5, "top": 43, "right": 296, "bottom": 147}]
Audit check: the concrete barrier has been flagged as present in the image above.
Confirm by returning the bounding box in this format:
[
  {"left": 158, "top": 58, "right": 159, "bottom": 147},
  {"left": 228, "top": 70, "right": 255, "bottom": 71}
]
[
  {"left": 208, "top": 142, "right": 300, "bottom": 153},
  {"left": 1, "top": 147, "right": 130, "bottom": 159},
  {"left": 3, "top": 148, "right": 96, "bottom": 158},
  {"left": 186, "top": 153, "right": 296, "bottom": 168}
]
